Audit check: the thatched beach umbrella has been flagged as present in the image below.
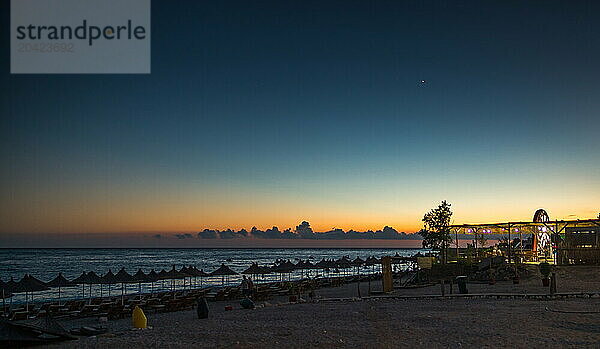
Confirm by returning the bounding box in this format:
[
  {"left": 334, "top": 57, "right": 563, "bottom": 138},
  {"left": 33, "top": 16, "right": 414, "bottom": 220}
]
[
  {"left": 101, "top": 269, "right": 117, "bottom": 297},
  {"left": 242, "top": 263, "right": 270, "bottom": 283},
  {"left": 0, "top": 279, "right": 14, "bottom": 314},
  {"left": 271, "top": 260, "right": 295, "bottom": 281},
  {"left": 5, "top": 277, "right": 20, "bottom": 309},
  {"left": 4, "top": 277, "right": 20, "bottom": 309},
  {"left": 181, "top": 266, "right": 193, "bottom": 287},
  {"left": 85, "top": 271, "right": 102, "bottom": 303},
  {"left": 336, "top": 257, "right": 352, "bottom": 277},
  {"left": 178, "top": 266, "right": 194, "bottom": 290},
  {"left": 85, "top": 271, "right": 102, "bottom": 284},
  {"left": 242, "top": 263, "right": 262, "bottom": 276},
  {"left": 352, "top": 257, "right": 365, "bottom": 267},
  {"left": 165, "top": 266, "right": 185, "bottom": 292},
  {"left": 157, "top": 269, "right": 169, "bottom": 291},
  {"left": 146, "top": 269, "right": 159, "bottom": 294},
  {"left": 351, "top": 257, "right": 366, "bottom": 297},
  {"left": 352, "top": 257, "right": 365, "bottom": 278},
  {"left": 365, "top": 256, "right": 381, "bottom": 295},
  {"left": 365, "top": 256, "right": 380, "bottom": 272},
  {"left": 165, "top": 265, "right": 185, "bottom": 278},
  {"left": 314, "top": 258, "right": 330, "bottom": 278},
  {"left": 147, "top": 269, "right": 159, "bottom": 282},
  {"left": 114, "top": 268, "right": 134, "bottom": 305},
  {"left": 72, "top": 271, "right": 101, "bottom": 304},
  {"left": 45, "top": 273, "right": 75, "bottom": 306},
  {"left": 294, "top": 260, "right": 310, "bottom": 279},
  {"left": 14, "top": 274, "right": 50, "bottom": 311},
  {"left": 132, "top": 269, "right": 151, "bottom": 294},
  {"left": 258, "top": 265, "right": 272, "bottom": 283},
  {"left": 210, "top": 264, "right": 238, "bottom": 286},
  {"left": 194, "top": 268, "right": 210, "bottom": 287},
  {"left": 0, "top": 279, "right": 13, "bottom": 297},
  {"left": 71, "top": 272, "right": 88, "bottom": 300},
  {"left": 195, "top": 267, "right": 208, "bottom": 286},
  {"left": 21, "top": 274, "right": 47, "bottom": 288},
  {"left": 325, "top": 259, "right": 339, "bottom": 278},
  {"left": 303, "top": 260, "right": 316, "bottom": 278},
  {"left": 184, "top": 266, "right": 205, "bottom": 288},
  {"left": 179, "top": 266, "right": 190, "bottom": 288}
]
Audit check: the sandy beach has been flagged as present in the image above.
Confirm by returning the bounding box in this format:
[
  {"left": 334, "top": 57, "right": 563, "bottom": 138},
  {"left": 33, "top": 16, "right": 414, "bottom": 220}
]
[{"left": 45, "top": 265, "right": 600, "bottom": 349}]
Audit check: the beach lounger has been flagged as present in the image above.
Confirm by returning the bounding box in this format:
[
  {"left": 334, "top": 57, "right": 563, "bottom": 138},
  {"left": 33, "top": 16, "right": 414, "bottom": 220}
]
[{"left": 9, "top": 311, "right": 29, "bottom": 321}]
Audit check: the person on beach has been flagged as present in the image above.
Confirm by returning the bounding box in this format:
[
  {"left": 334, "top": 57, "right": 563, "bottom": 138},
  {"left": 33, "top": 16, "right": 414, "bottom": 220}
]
[
  {"left": 308, "top": 277, "right": 316, "bottom": 302},
  {"left": 241, "top": 275, "right": 250, "bottom": 297},
  {"left": 247, "top": 277, "right": 255, "bottom": 299}
]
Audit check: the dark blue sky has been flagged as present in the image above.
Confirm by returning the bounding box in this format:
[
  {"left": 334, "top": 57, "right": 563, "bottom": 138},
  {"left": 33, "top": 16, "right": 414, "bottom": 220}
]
[{"left": 1, "top": 1, "right": 599, "bottom": 236}]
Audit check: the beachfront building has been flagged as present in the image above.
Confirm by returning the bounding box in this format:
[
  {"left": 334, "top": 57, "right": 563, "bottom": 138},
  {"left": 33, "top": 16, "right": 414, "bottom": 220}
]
[
  {"left": 449, "top": 209, "right": 600, "bottom": 265},
  {"left": 561, "top": 225, "right": 600, "bottom": 265}
]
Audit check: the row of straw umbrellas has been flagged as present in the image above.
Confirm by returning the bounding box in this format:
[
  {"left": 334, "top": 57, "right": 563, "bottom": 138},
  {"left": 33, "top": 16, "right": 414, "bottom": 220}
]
[
  {"left": 0, "top": 265, "right": 223, "bottom": 308},
  {"left": 0, "top": 255, "right": 389, "bottom": 309}
]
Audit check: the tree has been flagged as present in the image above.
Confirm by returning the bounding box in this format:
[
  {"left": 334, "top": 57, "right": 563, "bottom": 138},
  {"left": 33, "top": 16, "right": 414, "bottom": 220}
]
[{"left": 418, "top": 200, "right": 453, "bottom": 264}]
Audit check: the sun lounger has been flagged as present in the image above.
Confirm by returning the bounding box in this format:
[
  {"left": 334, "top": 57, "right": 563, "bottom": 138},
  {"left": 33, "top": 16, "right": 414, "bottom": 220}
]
[{"left": 10, "top": 311, "right": 29, "bottom": 321}]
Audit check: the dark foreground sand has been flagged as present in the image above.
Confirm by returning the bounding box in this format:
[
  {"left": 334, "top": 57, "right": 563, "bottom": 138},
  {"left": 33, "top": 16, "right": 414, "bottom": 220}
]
[{"left": 47, "top": 266, "right": 600, "bottom": 348}]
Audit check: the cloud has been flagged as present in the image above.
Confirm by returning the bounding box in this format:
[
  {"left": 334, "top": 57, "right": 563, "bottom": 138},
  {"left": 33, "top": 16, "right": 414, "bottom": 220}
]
[
  {"left": 196, "top": 221, "right": 422, "bottom": 240},
  {"left": 175, "top": 233, "right": 193, "bottom": 239},
  {"left": 198, "top": 229, "right": 218, "bottom": 239},
  {"left": 219, "top": 229, "right": 245, "bottom": 239}
]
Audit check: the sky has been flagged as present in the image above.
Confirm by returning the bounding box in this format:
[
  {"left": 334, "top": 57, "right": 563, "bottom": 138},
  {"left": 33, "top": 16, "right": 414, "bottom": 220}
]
[{"left": 1, "top": 1, "right": 599, "bottom": 246}]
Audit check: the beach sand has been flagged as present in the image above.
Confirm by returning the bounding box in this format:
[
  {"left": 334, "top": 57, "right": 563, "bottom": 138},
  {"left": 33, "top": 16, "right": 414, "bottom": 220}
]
[{"left": 49, "top": 266, "right": 600, "bottom": 348}]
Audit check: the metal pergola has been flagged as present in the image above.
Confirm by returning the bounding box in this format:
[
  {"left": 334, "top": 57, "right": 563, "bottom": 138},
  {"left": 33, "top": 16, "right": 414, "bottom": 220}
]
[{"left": 449, "top": 218, "right": 600, "bottom": 264}]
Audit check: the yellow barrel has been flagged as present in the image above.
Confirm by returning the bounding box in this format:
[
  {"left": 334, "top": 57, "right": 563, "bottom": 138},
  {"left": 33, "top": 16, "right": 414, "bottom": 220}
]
[{"left": 132, "top": 306, "right": 147, "bottom": 329}]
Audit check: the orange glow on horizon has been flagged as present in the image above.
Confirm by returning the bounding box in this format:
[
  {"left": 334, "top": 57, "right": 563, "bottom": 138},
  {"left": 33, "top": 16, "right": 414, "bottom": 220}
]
[
  {"left": 1, "top": 171, "right": 598, "bottom": 236},
  {"left": 0, "top": 199, "right": 596, "bottom": 235}
]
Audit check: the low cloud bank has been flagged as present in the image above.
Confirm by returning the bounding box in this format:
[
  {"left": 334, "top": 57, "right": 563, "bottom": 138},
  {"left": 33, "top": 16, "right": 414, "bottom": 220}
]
[
  {"left": 175, "top": 233, "right": 194, "bottom": 239},
  {"left": 192, "top": 221, "right": 422, "bottom": 240}
]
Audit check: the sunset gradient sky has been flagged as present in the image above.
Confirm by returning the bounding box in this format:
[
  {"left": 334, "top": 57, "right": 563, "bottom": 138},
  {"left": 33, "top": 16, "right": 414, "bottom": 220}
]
[{"left": 1, "top": 1, "right": 599, "bottom": 245}]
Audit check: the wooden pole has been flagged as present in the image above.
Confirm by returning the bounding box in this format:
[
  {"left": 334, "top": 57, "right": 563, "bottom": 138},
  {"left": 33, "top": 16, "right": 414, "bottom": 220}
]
[
  {"left": 554, "top": 221, "right": 559, "bottom": 264},
  {"left": 519, "top": 226, "right": 523, "bottom": 263},
  {"left": 508, "top": 224, "right": 511, "bottom": 264},
  {"left": 455, "top": 228, "right": 459, "bottom": 261},
  {"left": 357, "top": 267, "right": 361, "bottom": 298}
]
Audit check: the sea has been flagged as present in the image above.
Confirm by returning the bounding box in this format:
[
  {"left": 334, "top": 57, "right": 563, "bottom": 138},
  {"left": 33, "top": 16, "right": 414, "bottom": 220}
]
[{"left": 0, "top": 248, "right": 425, "bottom": 304}]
